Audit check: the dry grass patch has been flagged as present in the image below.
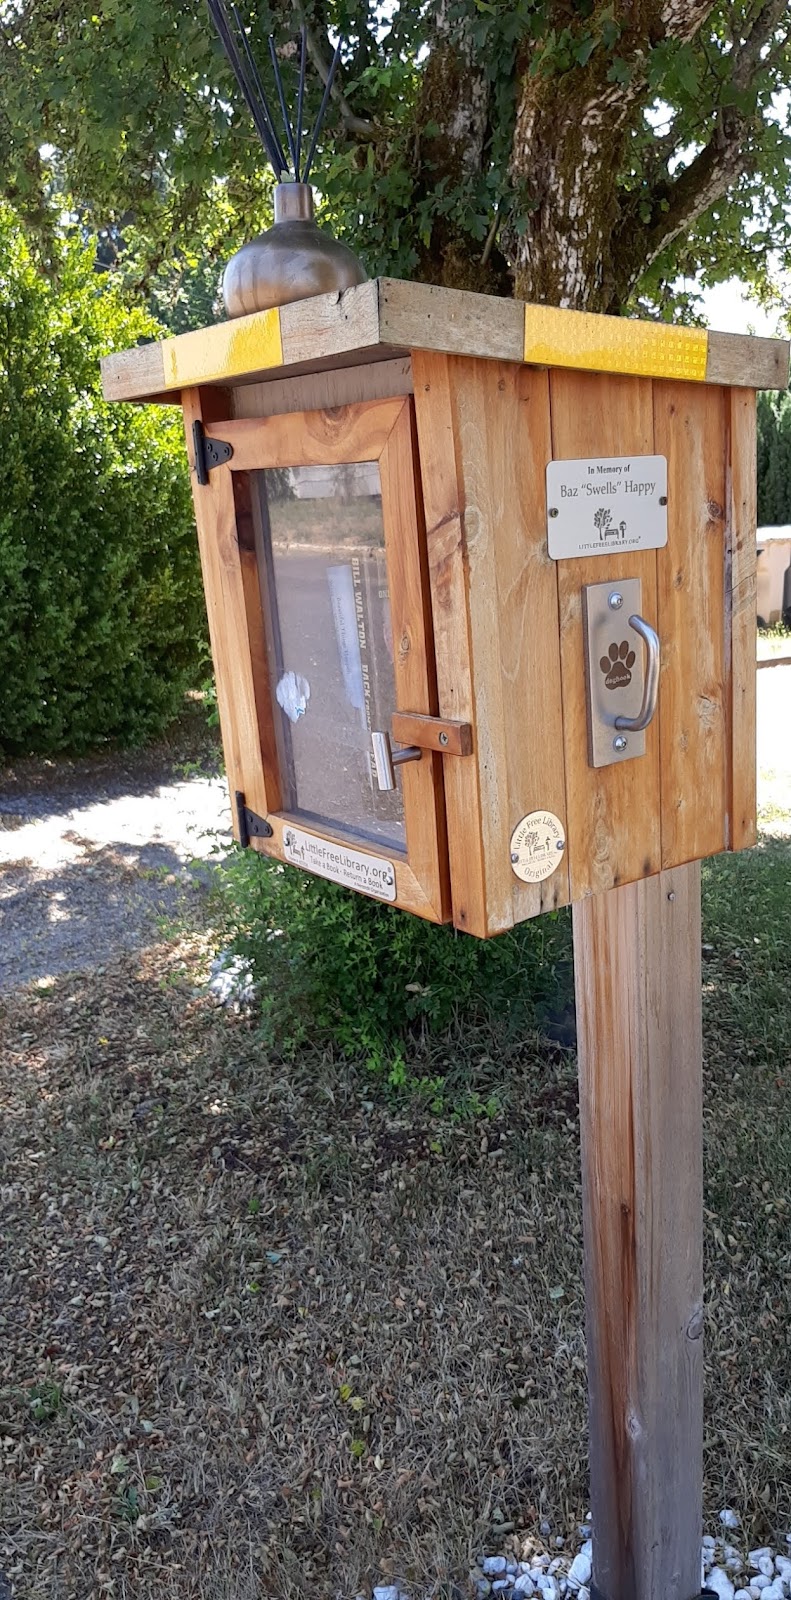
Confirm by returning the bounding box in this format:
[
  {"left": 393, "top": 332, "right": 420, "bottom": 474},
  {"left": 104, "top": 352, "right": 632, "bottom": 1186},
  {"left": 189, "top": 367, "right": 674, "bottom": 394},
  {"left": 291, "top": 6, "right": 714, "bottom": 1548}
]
[
  {"left": 0, "top": 937, "right": 587, "bottom": 1599},
  {"left": 1, "top": 835, "right": 790, "bottom": 1598}
]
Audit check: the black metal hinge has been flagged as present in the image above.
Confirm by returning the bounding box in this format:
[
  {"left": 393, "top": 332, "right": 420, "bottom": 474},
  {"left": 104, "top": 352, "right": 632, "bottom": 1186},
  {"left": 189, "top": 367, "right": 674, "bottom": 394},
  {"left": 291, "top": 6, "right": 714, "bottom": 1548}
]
[
  {"left": 235, "top": 791, "right": 273, "bottom": 848},
  {"left": 192, "top": 419, "right": 234, "bottom": 486}
]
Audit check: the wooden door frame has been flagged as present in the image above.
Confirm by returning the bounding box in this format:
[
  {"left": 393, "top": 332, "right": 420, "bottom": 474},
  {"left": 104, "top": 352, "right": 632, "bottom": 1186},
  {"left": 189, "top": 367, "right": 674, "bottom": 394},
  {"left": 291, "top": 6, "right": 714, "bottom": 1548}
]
[{"left": 188, "top": 391, "right": 450, "bottom": 923}]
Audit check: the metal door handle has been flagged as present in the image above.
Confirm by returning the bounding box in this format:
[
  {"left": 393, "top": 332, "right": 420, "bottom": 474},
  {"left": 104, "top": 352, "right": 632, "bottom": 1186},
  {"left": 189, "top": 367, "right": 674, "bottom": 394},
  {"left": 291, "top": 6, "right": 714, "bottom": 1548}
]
[
  {"left": 371, "top": 731, "right": 422, "bottom": 792},
  {"left": 614, "top": 614, "right": 660, "bottom": 732}
]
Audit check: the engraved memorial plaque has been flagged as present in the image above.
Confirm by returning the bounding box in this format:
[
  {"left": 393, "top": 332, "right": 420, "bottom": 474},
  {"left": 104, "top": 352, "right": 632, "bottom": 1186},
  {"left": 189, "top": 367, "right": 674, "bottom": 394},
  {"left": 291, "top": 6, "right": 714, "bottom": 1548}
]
[{"left": 546, "top": 455, "right": 668, "bottom": 560}]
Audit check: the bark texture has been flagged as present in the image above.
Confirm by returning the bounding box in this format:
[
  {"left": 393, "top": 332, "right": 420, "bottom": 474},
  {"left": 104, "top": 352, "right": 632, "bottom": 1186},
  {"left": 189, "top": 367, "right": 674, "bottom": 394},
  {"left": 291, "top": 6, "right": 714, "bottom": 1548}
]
[{"left": 410, "top": 0, "right": 788, "bottom": 310}]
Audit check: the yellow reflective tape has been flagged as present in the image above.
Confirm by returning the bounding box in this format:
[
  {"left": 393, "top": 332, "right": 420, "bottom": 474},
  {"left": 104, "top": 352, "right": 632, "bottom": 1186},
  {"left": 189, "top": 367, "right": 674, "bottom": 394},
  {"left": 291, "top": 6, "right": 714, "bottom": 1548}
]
[
  {"left": 523, "top": 305, "right": 708, "bottom": 383},
  {"left": 162, "top": 309, "right": 283, "bottom": 389}
]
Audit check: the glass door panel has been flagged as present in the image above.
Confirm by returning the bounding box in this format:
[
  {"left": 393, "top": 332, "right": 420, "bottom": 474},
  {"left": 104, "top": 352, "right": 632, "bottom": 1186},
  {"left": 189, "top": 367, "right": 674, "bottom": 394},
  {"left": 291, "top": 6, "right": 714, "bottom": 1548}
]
[{"left": 251, "top": 462, "right": 405, "bottom": 849}]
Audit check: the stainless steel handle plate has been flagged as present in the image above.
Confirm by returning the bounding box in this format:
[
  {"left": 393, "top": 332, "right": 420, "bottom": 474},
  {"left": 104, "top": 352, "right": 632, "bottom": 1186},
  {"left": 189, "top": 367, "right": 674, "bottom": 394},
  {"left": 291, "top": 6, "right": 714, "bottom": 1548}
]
[
  {"left": 614, "top": 614, "right": 660, "bottom": 733},
  {"left": 582, "top": 578, "right": 659, "bottom": 768},
  {"left": 371, "top": 730, "right": 422, "bottom": 792}
]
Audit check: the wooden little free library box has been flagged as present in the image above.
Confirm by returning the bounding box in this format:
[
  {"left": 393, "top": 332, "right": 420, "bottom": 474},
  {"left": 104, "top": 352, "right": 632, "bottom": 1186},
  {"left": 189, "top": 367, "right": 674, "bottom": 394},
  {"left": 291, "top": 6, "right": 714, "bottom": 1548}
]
[{"left": 102, "top": 279, "right": 790, "bottom": 939}]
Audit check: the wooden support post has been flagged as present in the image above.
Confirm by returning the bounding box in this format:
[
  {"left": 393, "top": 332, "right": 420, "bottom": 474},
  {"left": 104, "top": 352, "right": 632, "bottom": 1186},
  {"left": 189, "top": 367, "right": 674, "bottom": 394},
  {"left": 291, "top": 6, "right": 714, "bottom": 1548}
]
[{"left": 573, "top": 861, "right": 703, "bottom": 1600}]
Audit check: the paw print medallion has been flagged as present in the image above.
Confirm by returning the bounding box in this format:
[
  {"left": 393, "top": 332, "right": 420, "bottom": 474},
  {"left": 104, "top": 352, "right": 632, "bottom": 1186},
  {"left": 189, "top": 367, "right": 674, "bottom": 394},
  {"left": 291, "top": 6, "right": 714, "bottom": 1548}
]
[{"left": 600, "top": 640, "right": 636, "bottom": 691}]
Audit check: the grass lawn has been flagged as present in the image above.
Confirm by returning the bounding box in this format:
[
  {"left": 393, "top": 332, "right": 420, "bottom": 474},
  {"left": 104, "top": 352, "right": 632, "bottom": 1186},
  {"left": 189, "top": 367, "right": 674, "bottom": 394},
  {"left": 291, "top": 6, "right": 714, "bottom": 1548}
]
[
  {"left": 757, "top": 623, "right": 791, "bottom": 660},
  {"left": 1, "top": 845, "right": 790, "bottom": 1596}
]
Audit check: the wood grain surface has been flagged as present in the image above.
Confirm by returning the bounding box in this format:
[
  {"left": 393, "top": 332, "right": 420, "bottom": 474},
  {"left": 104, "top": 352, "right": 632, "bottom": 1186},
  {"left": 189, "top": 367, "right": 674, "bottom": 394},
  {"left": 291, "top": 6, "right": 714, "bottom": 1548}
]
[
  {"left": 181, "top": 387, "right": 273, "bottom": 838},
  {"left": 728, "top": 389, "right": 758, "bottom": 849},
  {"left": 550, "top": 371, "right": 662, "bottom": 899},
  {"left": 412, "top": 350, "right": 490, "bottom": 936},
  {"left": 654, "top": 382, "right": 729, "bottom": 866},
  {"left": 574, "top": 862, "right": 703, "bottom": 1600},
  {"left": 449, "top": 355, "right": 570, "bottom": 925}
]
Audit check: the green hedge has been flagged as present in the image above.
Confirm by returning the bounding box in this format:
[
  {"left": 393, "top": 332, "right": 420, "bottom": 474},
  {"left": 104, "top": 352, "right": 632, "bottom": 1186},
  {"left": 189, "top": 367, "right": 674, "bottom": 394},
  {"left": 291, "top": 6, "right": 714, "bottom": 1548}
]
[
  {"left": 0, "top": 209, "right": 206, "bottom": 756},
  {"left": 216, "top": 848, "right": 573, "bottom": 1084}
]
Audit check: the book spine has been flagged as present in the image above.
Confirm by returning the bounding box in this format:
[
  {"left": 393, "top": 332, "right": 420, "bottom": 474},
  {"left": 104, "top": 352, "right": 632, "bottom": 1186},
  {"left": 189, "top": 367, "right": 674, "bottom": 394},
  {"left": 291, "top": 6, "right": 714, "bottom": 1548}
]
[{"left": 353, "top": 551, "right": 401, "bottom": 824}]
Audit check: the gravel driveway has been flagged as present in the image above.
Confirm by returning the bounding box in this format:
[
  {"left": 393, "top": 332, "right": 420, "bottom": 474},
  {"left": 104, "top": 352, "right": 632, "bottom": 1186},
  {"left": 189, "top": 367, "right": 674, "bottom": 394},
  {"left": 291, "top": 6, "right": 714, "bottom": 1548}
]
[{"left": 0, "top": 728, "right": 231, "bottom": 993}]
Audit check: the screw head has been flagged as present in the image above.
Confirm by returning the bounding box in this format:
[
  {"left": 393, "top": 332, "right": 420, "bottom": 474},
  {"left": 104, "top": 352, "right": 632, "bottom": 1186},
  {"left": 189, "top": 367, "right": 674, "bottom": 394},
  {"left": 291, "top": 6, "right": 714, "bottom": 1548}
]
[
  {"left": 608, "top": 591, "right": 624, "bottom": 610},
  {"left": 659, "top": 494, "right": 668, "bottom": 506},
  {"left": 510, "top": 851, "right": 519, "bottom": 864},
  {"left": 548, "top": 507, "right": 559, "bottom": 518},
  {"left": 613, "top": 734, "right": 628, "bottom": 752},
  {"left": 439, "top": 731, "right": 449, "bottom": 747}
]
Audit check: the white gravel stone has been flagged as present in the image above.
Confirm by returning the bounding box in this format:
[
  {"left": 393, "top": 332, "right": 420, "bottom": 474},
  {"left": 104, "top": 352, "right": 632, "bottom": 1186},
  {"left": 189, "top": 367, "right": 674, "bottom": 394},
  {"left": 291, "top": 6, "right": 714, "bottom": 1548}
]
[
  {"left": 536, "top": 1577, "right": 560, "bottom": 1600},
  {"left": 472, "top": 1521, "right": 791, "bottom": 1600},
  {"left": 707, "top": 1565, "right": 736, "bottom": 1600},
  {"left": 568, "top": 1552, "right": 593, "bottom": 1590},
  {"left": 373, "top": 1589, "right": 401, "bottom": 1600}
]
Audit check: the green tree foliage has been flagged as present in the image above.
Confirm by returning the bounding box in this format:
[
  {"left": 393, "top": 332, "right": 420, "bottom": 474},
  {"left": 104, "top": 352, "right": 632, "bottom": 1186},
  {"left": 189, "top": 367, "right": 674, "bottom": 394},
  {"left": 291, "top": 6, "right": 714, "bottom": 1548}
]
[
  {"left": 757, "top": 390, "right": 791, "bottom": 526},
  {"left": 2, "top": 2, "right": 791, "bottom": 312},
  {"left": 0, "top": 206, "right": 207, "bottom": 756}
]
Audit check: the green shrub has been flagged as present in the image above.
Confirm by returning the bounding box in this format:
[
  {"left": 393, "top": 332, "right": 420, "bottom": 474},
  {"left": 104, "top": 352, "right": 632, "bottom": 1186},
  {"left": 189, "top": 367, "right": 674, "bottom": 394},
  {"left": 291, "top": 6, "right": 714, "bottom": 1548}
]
[
  {"left": 216, "top": 849, "right": 573, "bottom": 1078},
  {"left": 0, "top": 207, "right": 206, "bottom": 756}
]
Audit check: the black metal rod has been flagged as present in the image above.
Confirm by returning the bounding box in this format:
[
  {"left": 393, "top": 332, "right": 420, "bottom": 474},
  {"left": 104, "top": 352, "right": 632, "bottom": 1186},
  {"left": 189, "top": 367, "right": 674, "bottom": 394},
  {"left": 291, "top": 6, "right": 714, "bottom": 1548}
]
[
  {"left": 302, "top": 35, "right": 341, "bottom": 184},
  {"left": 207, "top": 0, "right": 282, "bottom": 175},
  {"left": 268, "top": 35, "right": 298, "bottom": 174},
  {"left": 229, "top": 2, "right": 289, "bottom": 175},
  {"left": 294, "top": 24, "right": 307, "bottom": 182}
]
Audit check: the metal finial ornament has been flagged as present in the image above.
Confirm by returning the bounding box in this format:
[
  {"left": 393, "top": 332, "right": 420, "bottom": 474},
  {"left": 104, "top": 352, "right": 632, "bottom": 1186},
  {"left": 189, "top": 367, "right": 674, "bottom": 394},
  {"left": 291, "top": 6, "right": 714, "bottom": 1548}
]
[{"left": 206, "top": 3, "right": 367, "bottom": 318}]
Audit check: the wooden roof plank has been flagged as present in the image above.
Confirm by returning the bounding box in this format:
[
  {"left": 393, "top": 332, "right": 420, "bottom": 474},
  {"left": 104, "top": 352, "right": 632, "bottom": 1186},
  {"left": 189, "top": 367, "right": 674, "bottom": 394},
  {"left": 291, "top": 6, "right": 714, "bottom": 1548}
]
[
  {"left": 100, "top": 278, "right": 791, "bottom": 403},
  {"left": 705, "top": 329, "right": 789, "bottom": 389}
]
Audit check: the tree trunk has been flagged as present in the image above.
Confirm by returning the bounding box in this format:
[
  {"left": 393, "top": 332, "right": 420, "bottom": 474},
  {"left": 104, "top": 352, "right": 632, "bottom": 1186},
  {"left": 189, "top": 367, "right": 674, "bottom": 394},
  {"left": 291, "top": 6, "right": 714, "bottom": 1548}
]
[
  {"left": 409, "top": 0, "right": 785, "bottom": 311},
  {"left": 509, "top": 72, "right": 636, "bottom": 312}
]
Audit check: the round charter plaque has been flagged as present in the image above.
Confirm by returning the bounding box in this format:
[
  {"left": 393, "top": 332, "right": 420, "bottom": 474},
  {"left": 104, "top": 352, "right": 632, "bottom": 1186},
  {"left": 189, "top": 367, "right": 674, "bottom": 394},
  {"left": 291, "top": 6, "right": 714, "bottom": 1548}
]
[{"left": 509, "top": 811, "right": 566, "bottom": 884}]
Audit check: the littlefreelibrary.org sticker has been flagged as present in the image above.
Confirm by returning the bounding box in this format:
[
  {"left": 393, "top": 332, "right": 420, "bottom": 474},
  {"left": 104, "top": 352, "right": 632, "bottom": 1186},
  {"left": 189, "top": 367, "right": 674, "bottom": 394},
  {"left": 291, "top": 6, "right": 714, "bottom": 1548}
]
[
  {"left": 283, "top": 825, "right": 397, "bottom": 902},
  {"left": 546, "top": 454, "right": 668, "bottom": 560}
]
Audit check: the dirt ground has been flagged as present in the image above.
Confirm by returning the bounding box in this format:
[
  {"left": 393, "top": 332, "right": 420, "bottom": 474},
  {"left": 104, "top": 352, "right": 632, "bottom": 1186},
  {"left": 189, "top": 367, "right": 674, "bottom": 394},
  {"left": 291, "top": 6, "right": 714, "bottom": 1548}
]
[
  {"left": 0, "top": 716, "right": 229, "bottom": 992},
  {"left": 1, "top": 682, "right": 790, "bottom": 1599}
]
